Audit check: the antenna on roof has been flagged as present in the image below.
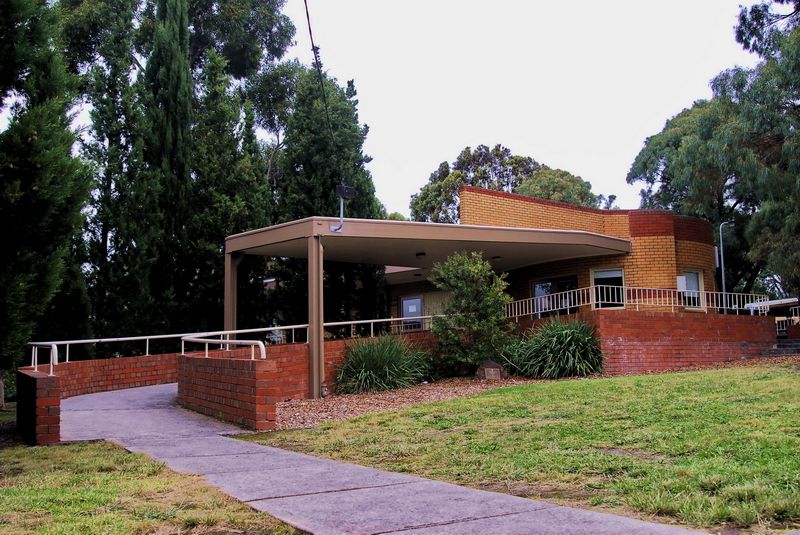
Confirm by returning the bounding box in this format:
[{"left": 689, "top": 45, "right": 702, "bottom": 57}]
[{"left": 331, "top": 183, "right": 355, "bottom": 232}]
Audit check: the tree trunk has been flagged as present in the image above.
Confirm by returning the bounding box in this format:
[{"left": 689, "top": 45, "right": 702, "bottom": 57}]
[{"left": 0, "top": 371, "right": 5, "bottom": 411}]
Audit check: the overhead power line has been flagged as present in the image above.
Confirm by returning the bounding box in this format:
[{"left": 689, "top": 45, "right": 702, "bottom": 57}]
[{"left": 302, "top": 0, "right": 336, "bottom": 149}]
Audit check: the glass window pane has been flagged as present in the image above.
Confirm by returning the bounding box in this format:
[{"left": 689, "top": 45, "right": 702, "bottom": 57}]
[
  {"left": 683, "top": 271, "right": 701, "bottom": 308},
  {"left": 594, "top": 269, "right": 624, "bottom": 308},
  {"left": 684, "top": 272, "right": 700, "bottom": 292}
]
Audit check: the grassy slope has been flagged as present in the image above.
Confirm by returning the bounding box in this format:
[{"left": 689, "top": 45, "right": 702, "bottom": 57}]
[
  {"left": 245, "top": 364, "right": 800, "bottom": 531},
  {"left": 0, "top": 441, "right": 300, "bottom": 534}
]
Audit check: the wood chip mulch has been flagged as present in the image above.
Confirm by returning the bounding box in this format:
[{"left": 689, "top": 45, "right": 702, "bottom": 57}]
[
  {"left": 275, "top": 355, "right": 800, "bottom": 431},
  {"left": 276, "top": 377, "right": 538, "bottom": 430}
]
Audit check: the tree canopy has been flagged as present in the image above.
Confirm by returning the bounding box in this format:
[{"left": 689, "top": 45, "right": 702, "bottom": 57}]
[
  {"left": 410, "top": 144, "right": 614, "bottom": 223},
  {"left": 0, "top": 0, "right": 89, "bottom": 373},
  {"left": 628, "top": 0, "right": 800, "bottom": 295},
  {"left": 626, "top": 99, "right": 763, "bottom": 292},
  {"left": 517, "top": 168, "right": 614, "bottom": 209},
  {"left": 410, "top": 144, "right": 541, "bottom": 223}
]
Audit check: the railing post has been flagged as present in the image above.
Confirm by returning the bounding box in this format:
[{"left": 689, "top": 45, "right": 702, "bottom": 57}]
[
  {"left": 145, "top": 338, "right": 150, "bottom": 356},
  {"left": 33, "top": 346, "right": 38, "bottom": 372},
  {"left": 49, "top": 344, "right": 58, "bottom": 376},
  {"left": 66, "top": 344, "right": 70, "bottom": 363}
]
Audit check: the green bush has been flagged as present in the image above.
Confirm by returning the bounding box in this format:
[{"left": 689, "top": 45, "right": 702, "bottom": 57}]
[
  {"left": 505, "top": 319, "right": 602, "bottom": 379},
  {"left": 337, "top": 336, "right": 430, "bottom": 393},
  {"left": 429, "top": 251, "right": 512, "bottom": 375}
]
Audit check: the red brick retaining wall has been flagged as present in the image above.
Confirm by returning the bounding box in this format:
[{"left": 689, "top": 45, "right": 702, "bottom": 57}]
[
  {"left": 14, "top": 349, "right": 247, "bottom": 445},
  {"left": 513, "top": 310, "right": 775, "bottom": 375},
  {"left": 16, "top": 319, "right": 773, "bottom": 443},
  {"left": 16, "top": 369, "right": 60, "bottom": 445},
  {"left": 177, "top": 334, "right": 437, "bottom": 430},
  {"left": 56, "top": 354, "right": 179, "bottom": 398},
  {"left": 582, "top": 310, "right": 775, "bottom": 373},
  {"left": 178, "top": 354, "right": 275, "bottom": 430},
  {"left": 786, "top": 323, "right": 800, "bottom": 340}
]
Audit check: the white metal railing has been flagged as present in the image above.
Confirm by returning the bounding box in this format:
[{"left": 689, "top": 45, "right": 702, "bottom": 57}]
[
  {"left": 181, "top": 335, "right": 266, "bottom": 360},
  {"left": 28, "top": 324, "right": 310, "bottom": 372},
  {"left": 30, "top": 343, "right": 59, "bottom": 376},
  {"left": 776, "top": 317, "right": 791, "bottom": 336},
  {"left": 323, "top": 315, "right": 440, "bottom": 338},
  {"left": 505, "top": 285, "right": 770, "bottom": 319}
]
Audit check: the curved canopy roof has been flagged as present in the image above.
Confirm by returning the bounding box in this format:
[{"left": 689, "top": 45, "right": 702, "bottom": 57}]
[{"left": 226, "top": 217, "right": 631, "bottom": 282}]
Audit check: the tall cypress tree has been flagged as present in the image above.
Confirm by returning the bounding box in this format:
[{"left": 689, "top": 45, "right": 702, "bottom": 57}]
[
  {"left": 71, "top": 0, "right": 151, "bottom": 337},
  {"left": 274, "top": 69, "right": 386, "bottom": 324},
  {"left": 0, "top": 0, "right": 89, "bottom": 394},
  {"left": 186, "top": 51, "right": 273, "bottom": 331},
  {"left": 140, "top": 0, "right": 193, "bottom": 332}
]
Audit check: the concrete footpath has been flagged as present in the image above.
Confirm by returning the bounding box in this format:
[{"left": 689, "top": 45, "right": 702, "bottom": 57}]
[{"left": 62, "top": 384, "right": 704, "bottom": 535}]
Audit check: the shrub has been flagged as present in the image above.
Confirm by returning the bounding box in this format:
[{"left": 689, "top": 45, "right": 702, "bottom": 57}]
[
  {"left": 505, "top": 319, "right": 602, "bottom": 379},
  {"left": 429, "top": 251, "right": 512, "bottom": 375},
  {"left": 1, "top": 371, "right": 15, "bottom": 404},
  {"left": 337, "top": 336, "right": 430, "bottom": 393}
]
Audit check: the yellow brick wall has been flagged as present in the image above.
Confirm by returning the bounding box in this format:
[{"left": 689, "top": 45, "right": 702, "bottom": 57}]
[
  {"left": 461, "top": 188, "right": 608, "bottom": 234},
  {"left": 675, "top": 240, "right": 717, "bottom": 293},
  {"left": 460, "top": 187, "right": 716, "bottom": 297}
]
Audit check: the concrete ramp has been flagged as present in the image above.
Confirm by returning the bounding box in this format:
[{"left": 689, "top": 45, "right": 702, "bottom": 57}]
[{"left": 62, "top": 384, "right": 705, "bottom": 535}]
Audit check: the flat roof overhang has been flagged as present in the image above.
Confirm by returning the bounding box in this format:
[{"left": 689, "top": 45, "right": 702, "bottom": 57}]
[
  {"left": 226, "top": 216, "right": 631, "bottom": 275},
  {"left": 224, "top": 216, "right": 631, "bottom": 400}
]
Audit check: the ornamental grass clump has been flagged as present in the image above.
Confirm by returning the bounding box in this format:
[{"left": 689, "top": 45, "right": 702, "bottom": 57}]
[
  {"left": 506, "top": 319, "right": 602, "bottom": 379},
  {"left": 337, "top": 336, "right": 430, "bottom": 393}
]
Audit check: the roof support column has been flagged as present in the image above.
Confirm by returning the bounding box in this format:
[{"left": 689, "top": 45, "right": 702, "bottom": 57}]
[
  {"left": 224, "top": 252, "right": 242, "bottom": 335},
  {"left": 307, "top": 235, "right": 324, "bottom": 399}
]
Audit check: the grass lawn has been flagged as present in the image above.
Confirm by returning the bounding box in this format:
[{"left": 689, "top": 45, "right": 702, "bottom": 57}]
[
  {"left": 244, "top": 363, "right": 800, "bottom": 532},
  {"left": 0, "top": 441, "right": 300, "bottom": 534}
]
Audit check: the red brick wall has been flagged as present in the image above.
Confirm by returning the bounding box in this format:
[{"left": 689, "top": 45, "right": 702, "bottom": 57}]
[
  {"left": 786, "top": 323, "right": 800, "bottom": 340},
  {"left": 460, "top": 186, "right": 717, "bottom": 297},
  {"left": 177, "top": 334, "right": 438, "bottom": 430},
  {"left": 511, "top": 311, "right": 774, "bottom": 374},
  {"left": 56, "top": 354, "right": 180, "bottom": 399},
  {"left": 16, "top": 369, "right": 60, "bottom": 445},
  {"left": 571, "top": 310, "right": 772, "bottom": 374},
  {"left": 178, "top": 354, "right": 275, "bottom": 430}
]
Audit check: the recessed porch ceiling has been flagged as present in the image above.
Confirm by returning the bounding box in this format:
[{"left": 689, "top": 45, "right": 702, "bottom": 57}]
[{"left": 226, "top": 217, "right": 632, "bottom": 283}]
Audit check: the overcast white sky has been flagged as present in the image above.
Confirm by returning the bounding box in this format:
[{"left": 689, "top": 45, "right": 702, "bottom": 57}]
[{"left": 282, "top": 0, "right": 761, "bottom": 216}]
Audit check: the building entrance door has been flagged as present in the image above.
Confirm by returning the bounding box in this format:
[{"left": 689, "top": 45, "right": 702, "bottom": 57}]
[{"left": 401, "top": 296, "right": 423, "bottom": 331}]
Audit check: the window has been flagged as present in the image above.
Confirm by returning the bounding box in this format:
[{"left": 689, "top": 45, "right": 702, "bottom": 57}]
[
  {"left": 593, "top": 269, "right": 624, "bottom": 308},
  {"left": 530, "top": 276, "right": 578, "bottom": 316},
  {"left": 400, "top": 296, "right": 423, "bottom": 331},
  {"left": 681, "top": 271, "right": 703, "bottom": 308}
]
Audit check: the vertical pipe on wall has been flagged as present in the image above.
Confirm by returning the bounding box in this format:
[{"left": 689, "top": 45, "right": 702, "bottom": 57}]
[{"left": 719, "top": 222, "right": 730, "bottom": 315}]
